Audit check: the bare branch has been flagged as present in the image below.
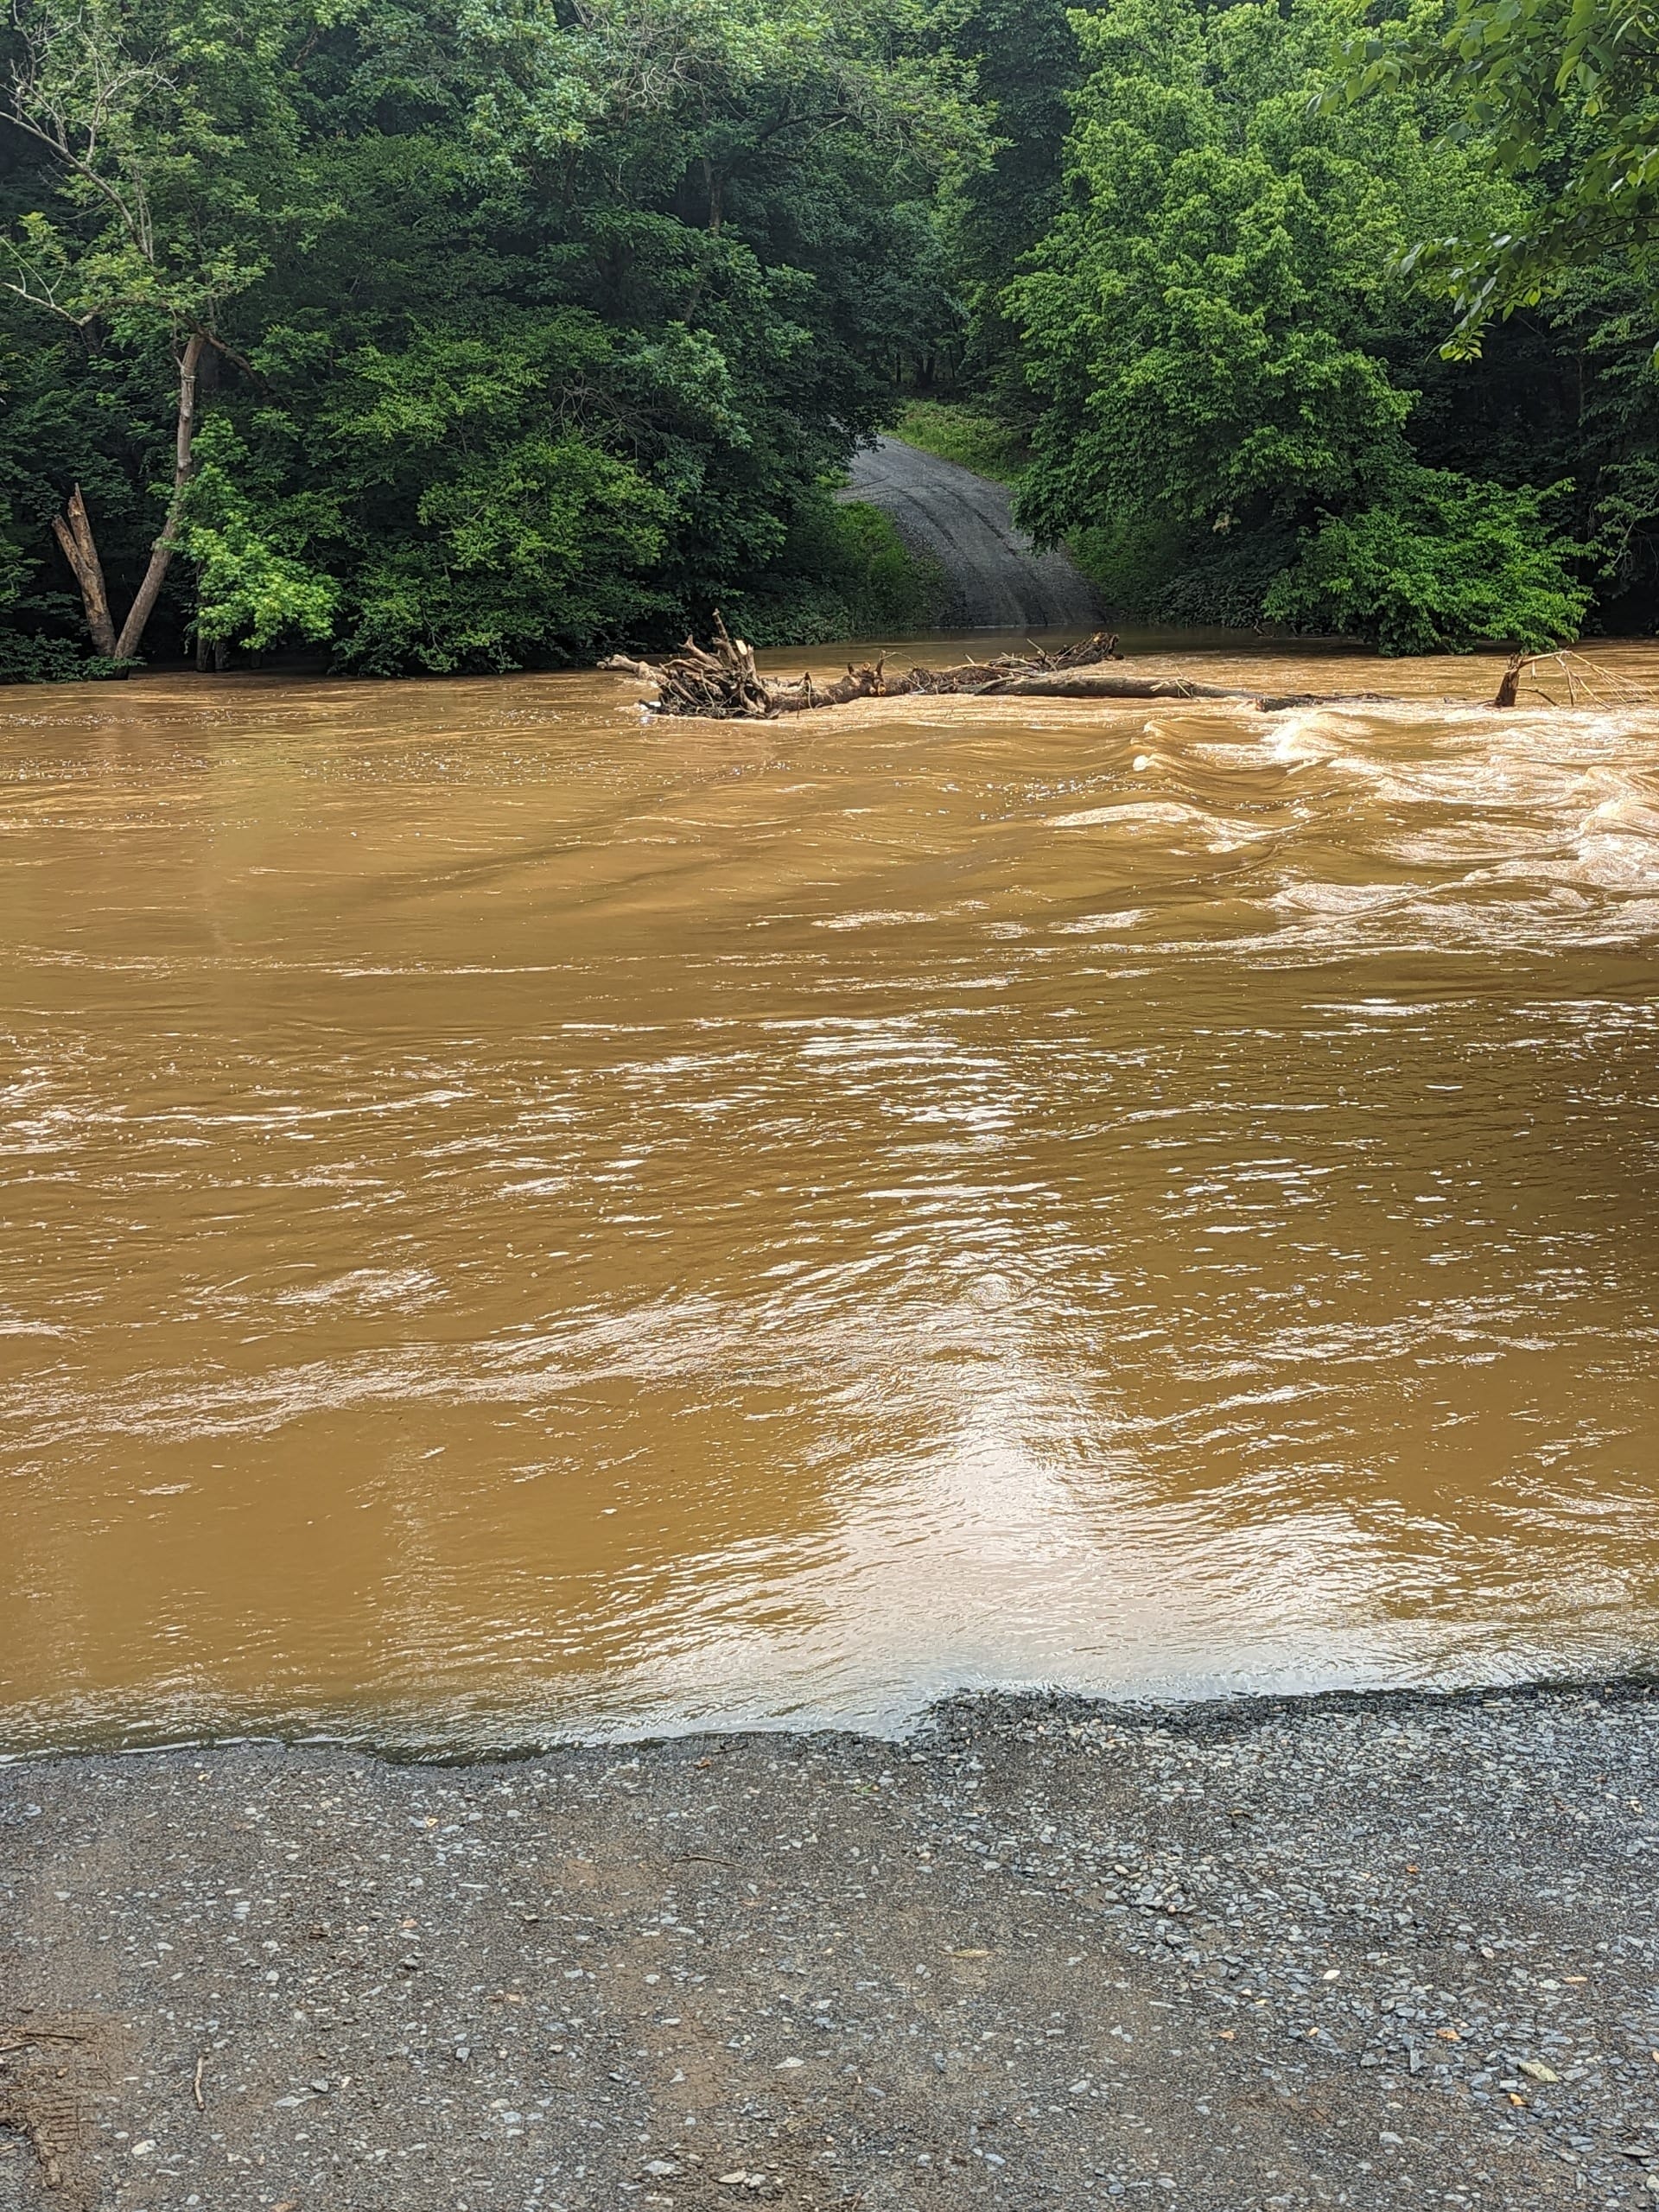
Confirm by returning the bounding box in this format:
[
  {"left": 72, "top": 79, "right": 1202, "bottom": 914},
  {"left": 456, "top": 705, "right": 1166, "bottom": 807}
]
[
  {"left": 1, "top": 245, "right": 97, "bottom": 321},
  {"left": 2, "top": 1, "right": 174, "bottom": 268}
]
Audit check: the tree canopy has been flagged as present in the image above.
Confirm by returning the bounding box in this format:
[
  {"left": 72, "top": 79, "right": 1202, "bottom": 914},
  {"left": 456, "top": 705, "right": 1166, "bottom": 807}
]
[
  {"left": 1344, "top": 0, "right": 1659, "bottom": 352},
  {"left": 1000, "top": 0, "right": 1659, "bottom": 654},
  {"left": 0, "top": 0, "right": 977, "bottom": 675},
  {"left": 0, "top": 0, "right": 1655, "bottom": 672}
]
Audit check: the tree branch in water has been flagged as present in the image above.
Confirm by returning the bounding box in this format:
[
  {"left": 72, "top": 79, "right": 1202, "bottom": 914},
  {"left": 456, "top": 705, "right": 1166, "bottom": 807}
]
[{"left": 604, "top": 622, "right": 1432, "bottom": 719}]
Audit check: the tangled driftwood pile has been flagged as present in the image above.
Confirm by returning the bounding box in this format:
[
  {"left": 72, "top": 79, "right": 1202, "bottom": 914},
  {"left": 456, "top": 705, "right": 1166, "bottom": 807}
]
[
  {"left": 604, "top": 620, "right": 1389, "bottom": 718},
  {"left": 602, "top": 620, "right": 1182, "bottom": 718},
  {"left": 605, "top": 616, "right": 1586, "bottom": 721}
]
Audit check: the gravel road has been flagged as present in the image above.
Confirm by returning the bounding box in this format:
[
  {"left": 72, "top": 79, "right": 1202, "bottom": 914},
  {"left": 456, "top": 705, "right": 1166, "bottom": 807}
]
[
  {"left": 3, "top": 1686, "right": 1658, "bottom": 2212},
  {"left": 841, "top": 439, "right": 1100, "bottom": 631}
]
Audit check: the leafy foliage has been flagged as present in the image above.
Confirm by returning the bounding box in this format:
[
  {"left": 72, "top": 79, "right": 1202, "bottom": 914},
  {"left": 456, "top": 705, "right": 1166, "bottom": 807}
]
[
  {"left": 1344, "top": 0, "right": 1659, "bottom": 351},
  {"left": 893, "top": 397, "right": 1024, "bottom": 480},
  {"left": 181, "top": 420, "right": 336, "bottom": 652},
  {"left": 0, "top": 0, "right": 981, "bottom": 675},
  {"left": 727, "top": 495, "right": 948, "bottom": 642},
  {"left": 932, "top": 0, "right": 1081, "bottom": 396},
  {"left": 1263, "top": 469, "right": 1592, "bottom": 650},
  {"left": 1003, "top": 0, "right": 1600, "bottom": 646}
]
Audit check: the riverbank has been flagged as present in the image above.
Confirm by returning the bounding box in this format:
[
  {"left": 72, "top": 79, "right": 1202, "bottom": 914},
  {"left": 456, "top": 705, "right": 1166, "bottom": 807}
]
[{"left": 3, "top": 1687, "right": 1658, "bottom": 2212}]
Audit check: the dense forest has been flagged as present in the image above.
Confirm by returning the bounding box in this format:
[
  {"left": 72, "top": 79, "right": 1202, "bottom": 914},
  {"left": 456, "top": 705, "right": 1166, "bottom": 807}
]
[{"left": 0, "top": 0, "right": 1653, "bottom": 677}]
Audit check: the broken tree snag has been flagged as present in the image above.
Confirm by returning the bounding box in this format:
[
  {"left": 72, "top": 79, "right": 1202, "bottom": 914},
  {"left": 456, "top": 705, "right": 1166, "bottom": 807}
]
[
  {"left": 1487, "top": 648, "right": 1658, "bottom": 710},
  {"left": 113, "top": 330, "right": 206, "bottom": 662},
  {"left": 45, "top": 332, "right": 212, "bottom": 667},
  {"left": 49, "top": 484, "right": 118, "bottom": 659},
  {"left": 602, "top": 626, "right": 1127, "bottom": 719}
]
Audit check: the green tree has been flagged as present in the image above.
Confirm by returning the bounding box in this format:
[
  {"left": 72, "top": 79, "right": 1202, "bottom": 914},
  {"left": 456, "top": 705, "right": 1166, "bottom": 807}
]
[
  {"left": 1, "top": 0, "right": 311, "bottom": 658},
  {"left": 1007, "top": 0, "right": 1586, "bottom": 648},
  {"left": 1345, "top": 0, "right": 1659, "bottom": 353},
  {"left": 935, "top": 0, "right": 1083, "bottom": 396}
]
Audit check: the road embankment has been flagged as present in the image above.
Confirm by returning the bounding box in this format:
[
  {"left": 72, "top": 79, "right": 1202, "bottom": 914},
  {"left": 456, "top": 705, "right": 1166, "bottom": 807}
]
[{"left": 3, "top": 1686, "right": 1656, "bottom": 2211}]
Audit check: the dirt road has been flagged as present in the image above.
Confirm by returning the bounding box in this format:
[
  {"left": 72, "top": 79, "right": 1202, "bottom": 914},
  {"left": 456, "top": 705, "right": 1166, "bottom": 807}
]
[
  {"left": 4, "top": 1686, "right": 1656, "bottom": 2212},
  {"left": 842, "top": 438, "right": 1100, "bottom": 632}
]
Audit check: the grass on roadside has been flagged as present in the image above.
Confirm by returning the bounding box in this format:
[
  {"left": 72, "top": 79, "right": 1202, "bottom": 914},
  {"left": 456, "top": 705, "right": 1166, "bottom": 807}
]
[
  {"left": 893, "top": 400, "right": 1027, "bottom": 485},
  {"left": 722, "top": 494, "right": 949, "bottom": 645}
]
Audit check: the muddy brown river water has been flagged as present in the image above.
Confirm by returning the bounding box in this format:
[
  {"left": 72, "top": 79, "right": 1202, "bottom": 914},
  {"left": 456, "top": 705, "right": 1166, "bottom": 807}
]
[{"left": 3, "top": 636, "right": 1659, "bottom": 1756}]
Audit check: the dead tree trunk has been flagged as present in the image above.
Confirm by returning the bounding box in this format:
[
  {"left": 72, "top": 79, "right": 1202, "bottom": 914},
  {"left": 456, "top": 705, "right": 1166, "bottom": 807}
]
[
  {"left": 49, "top": 485, "right": 118, "bottom": 658},
  {"left": 113, "top": 332, "right": 206, "bottom": 661},
  {"left": 49, "top": 332, "right": 207, "bottom": 665}
]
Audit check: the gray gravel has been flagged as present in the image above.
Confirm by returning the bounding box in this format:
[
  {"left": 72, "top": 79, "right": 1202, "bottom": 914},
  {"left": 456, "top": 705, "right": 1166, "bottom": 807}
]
[
  {"left": 3, "top": 1685, "right": 1659, "bottom": 2212},
  {"left": 841, "top": 437, "right": 1100, "bottom": 630}
]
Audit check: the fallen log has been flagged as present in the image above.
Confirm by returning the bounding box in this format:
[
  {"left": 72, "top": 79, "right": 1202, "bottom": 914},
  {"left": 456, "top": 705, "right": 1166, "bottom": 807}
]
[
  {"left": 989, "top": 673, "right": 1434, "bottom": 711},
  {"left": 602, "top": 619, "right": 1128, "bottom": 719},
  {"left": 602, "top": 620, "right": 1457, "bottom": 720},
  {"left": 988, "top": 670, "right": 1284, "bottom": 702}
]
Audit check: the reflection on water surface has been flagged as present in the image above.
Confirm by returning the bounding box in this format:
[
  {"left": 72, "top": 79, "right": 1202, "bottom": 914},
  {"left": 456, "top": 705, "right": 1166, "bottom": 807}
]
[{"left": 3, "top": 637, "right": 1659, "bottom": 1751}]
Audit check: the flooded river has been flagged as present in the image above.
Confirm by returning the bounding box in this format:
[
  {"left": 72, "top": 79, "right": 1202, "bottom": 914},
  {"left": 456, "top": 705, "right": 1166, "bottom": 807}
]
[{"left": 3, "top": 637, "right": 1659, "bottom": 1754}]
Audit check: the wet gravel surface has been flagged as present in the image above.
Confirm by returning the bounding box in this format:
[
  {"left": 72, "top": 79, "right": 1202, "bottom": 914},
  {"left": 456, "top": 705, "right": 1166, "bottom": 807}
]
[{"left": 3, "top": 1684, "right": 1658, "bottom": 2212}]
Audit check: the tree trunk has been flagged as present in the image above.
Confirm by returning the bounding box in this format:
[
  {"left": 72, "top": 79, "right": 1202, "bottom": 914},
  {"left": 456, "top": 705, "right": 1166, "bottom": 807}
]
[
  {"left": 112, "top": 331, "right": 206, "bottom": 662},
  {"left": 49, "top": 485, "right": 118, "bottom": 658}
]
